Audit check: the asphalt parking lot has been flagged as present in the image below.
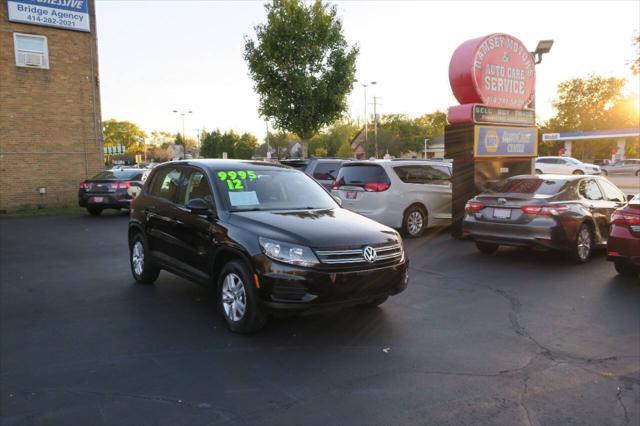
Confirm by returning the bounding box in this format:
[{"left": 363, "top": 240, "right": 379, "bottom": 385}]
[{"left": 1, "top": 213, "right": 639, "bottom": 426}]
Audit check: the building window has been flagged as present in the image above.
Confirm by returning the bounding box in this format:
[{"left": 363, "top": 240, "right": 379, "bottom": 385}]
[{"left": 14, "top": 33, "right": 49, "bottom": 69}]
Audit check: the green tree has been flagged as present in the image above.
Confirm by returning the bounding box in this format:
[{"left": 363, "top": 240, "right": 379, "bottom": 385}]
[
  {"left": 336, "top": 141, "right": 352, "bottom": 158},
  {"left": 103, "top": 119, "right": 147, "bottom": 149},
  {"left": 629, "top": 32, "right": 640, "bottom": 75},
  {"left": 313, "top": 147, "right": 328, "bottom": 157},
  {"left": 174, "top": 132, "right": 184, "bottom": 146},
  {"left": 235, "top": 133, "right": 259, "bottom": 159},
  {"left": 244, "top": 0, "right": 359, "bottom": 157},
  {"left": 200, "top": 129, "right": 223, "bottom": 158},
  {"left": 542, "top": 75, "right": 638, "bottom": 159}
]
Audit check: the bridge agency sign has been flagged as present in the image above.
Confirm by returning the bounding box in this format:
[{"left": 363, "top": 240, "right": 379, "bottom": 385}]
[{"left": 7, "top": 0, "right": 91, "bottom": 32}]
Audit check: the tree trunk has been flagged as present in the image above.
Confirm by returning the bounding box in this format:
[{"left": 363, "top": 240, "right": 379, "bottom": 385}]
[{"left": 301, "top": 139, "right": 309, "bottom": 158}]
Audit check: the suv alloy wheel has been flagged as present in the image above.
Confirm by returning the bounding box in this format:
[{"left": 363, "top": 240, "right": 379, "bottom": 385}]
[
  {"left": 130, "top": 234, "right": 160, "bottom": 284},
  {"left": 218, "top": 260, "right": 267, "bottom": 333}
]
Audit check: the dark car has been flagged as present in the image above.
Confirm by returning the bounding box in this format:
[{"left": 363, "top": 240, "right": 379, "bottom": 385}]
[
  {"left": 128, "top": 160, "right": 408, "bottom": 333},
  {"left": 607, "top": 195, "right": 640, "bottom": 277},
  {"left": 280, "top": 158, "right": 347, "bottom": 189},
  {"left": 79, "top": 168, "right": 146, "bottom": 215},
  {"left": 463, "top": 174, "right": 628, "bottom": 262}
]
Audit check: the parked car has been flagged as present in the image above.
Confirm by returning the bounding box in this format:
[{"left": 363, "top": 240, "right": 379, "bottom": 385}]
[
  {"left": 128, "top": 160, "right": 408, "bottom": 333},
  {"left": 607, "top": 194, "right": 640, "bottom": 277},
  {"left": 79, "top": 168, "right": 146, "bottom": 215},
  {"left": 331, "top": 160, "right": 452, "bottom": 238},
  {"left": 280, "top": 158, "right": 348, "bottom": 189},
  {"left": 463, "top": 174, "right": 628, "bottom": 262},
  {"left": 601, "top": 159, "right": 640, "bottom": 176},
  {"left": 535, "top": 156, "right": 601, "bottom": 175}
]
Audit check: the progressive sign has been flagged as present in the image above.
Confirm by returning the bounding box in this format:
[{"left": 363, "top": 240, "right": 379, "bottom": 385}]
[{"left": 7, "top": 0, "right": 90, "bottom": 32}]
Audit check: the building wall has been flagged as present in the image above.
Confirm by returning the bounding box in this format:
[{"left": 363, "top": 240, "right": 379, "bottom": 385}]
[{"left": 0, "top": 0, "right": 103, "bottom": 211}]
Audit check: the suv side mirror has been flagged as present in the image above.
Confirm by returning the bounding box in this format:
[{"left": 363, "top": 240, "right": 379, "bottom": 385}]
[{"left": 186, "top": 198, "right": 212, "bottom": 215}]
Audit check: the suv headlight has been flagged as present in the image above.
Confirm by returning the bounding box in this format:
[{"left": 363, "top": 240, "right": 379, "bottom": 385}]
[{"left": 258, "top": 237, "right": 320, "bottom": 267}]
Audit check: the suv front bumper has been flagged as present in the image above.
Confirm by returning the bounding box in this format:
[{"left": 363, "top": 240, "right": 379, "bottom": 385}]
[{"left": 258, "top": 260, "right": 409, "bottom": 312}]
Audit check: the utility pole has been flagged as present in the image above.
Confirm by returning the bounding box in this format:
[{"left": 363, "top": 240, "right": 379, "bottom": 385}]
[{"left": 265, "top": 120, "right": 271, "bottom": 159}]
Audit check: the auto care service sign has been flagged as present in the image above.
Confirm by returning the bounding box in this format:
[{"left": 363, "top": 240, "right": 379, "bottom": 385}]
[
  {"left": 474, "top": 125, "right": 537, "bottom": 157},
  {"left": 7, "top": 0, "right": 91, "bottom": 32},
  {"left": 449, "top": 34, "right": 535, "bottom": 109}
]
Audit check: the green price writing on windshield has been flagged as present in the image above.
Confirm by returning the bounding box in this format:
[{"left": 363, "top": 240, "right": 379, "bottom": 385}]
[{"left": 217, "top": 170, "right": 257, "bottom": 191}]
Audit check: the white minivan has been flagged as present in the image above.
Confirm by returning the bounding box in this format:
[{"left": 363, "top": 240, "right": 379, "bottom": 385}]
[{"left": 331, "top": 160, "right": 452, "bottom": 237}]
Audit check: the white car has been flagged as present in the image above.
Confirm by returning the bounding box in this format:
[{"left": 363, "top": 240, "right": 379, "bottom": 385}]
[
  {"left": 331, "top": 160, "right": 452, "bottom": 237},
  {"left": 535, "top": 156, "right": 601, "bottom": 175},
  {"left": 601, "top": 159, "right": 640, "bottom": 176}
]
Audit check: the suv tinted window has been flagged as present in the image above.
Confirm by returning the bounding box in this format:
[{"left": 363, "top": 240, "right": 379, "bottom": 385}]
[
  {"left": 490, "top": 178, "right": 570, "bottom": 195},
  {"left": 149, "top": 167, "right": 183, "bottom": 202},
  {"left": 336, "top": 165, "right": 390, "bottom": 188},
  {"left": 394, "top": 165, "right": 451, "bottom": 184},
  {"left": 182, "top": 169, "right": 213, "bottom": 205},
  {"left": 313, "top": 162, "right": 341, "bottom": 180}
]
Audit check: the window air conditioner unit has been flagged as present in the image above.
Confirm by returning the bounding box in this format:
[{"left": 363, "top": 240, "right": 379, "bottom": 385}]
[{"left": 24, "top": 53, "right": 43, "bottom": 67}]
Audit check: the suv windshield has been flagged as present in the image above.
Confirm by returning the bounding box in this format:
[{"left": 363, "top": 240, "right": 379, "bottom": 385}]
[
  {"left": 489, "top": 178, "right": 571, "bottom": 195},
  {"left": 213, "top": 168, "right": 336, "bottom": 212}
]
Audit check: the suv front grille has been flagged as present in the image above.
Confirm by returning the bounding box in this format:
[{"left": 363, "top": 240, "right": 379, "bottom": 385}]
[{"left": 315, "top": 243, "right": 403, "bottom": 266}]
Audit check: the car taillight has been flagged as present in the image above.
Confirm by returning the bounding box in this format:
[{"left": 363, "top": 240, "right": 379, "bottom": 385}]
[
  {"left": 521, "top": 205, "right": 568, "bottom": 216},
  {"left": 612, "top": 211, "right": 640, "bottom": 226},
  {"left": 80, "top": 181, "right": 90, "bottom": 190},
  {"left": 363, "top": 182, "right": 390, "bottom": 192},
  {"left": 331, "top": 179, "right": 342, "bottom": 189},
  {"left": 112, "top": 181, "right": 131, "bottom": 189},
  {"left": 465, "top": 200, "right": 485, "bottom": 213}
]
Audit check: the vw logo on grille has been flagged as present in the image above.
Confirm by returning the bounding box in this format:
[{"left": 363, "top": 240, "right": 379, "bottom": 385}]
[{"left": 363, "top": 246, "right": 377, "bottom": 263}]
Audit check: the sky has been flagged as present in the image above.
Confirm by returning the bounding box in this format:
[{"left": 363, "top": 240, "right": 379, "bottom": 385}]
[{"left": 95, "top": 0, "right": 640, "bottom": 142}]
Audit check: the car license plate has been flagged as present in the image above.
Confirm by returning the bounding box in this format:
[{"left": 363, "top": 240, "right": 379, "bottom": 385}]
[
  {"left": 493, "top": 208, "right": 511, "bottom": 219},
  {"left": 346, "top": 191, "right": 357, "bottom": 200},
  {"left": 91, "top": 196, "right": 104, "bottom": 203}
]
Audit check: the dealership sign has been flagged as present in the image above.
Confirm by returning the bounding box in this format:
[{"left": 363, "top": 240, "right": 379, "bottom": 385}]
[
  {"left": 6, "top": 0, "right": 90, "bottom": 32},
  {"left": 449, "top": 34, "right": 535, "bottom": 109},
  {"left": 474, "top": 125, "right": 537, "bottom": 157}
]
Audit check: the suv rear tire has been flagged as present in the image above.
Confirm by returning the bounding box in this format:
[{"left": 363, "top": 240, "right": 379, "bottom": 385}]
[
  {"left": 402, "top": 205, "right": 427, "bottom": 238},
  {"left": 476, "top": 241, "right": 499, "bottom": 254},
  {"left": 130, "top": 234, "right": 160, "bottom": 284},
  {"left": 614, "top": 260, "right": 638, "bottom": 277},
  {"left": 535, "top": 169, "right": 543, "bottom": 175},
  {"left": 218, "top": 260, "right": 267, "bottom": 333},
  {"left": 87, "top": 207, "right": 102, "bottom": 216}
]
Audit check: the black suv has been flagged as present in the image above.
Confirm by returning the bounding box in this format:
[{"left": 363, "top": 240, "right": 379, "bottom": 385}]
[
  {"left": 280, "top": 158, "right": 347, "bottom": 189},
  {"left": 128, "top": 160, "right": 408, "bottom": 333}
]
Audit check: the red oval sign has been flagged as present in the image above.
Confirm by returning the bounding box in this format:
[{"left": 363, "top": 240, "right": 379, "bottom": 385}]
[{"left": 449, "top": 34, "right": 536, "bottom": 110}]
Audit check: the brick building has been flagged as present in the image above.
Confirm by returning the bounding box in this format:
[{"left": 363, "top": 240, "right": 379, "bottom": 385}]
[{"left": 0, "top": 0, "right": 103, "bottom": 212}]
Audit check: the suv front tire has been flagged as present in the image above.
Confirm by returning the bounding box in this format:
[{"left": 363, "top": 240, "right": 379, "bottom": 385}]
[
  {"left": 130, "top": 233, "right": 160, "bottom": 284},
  {"left": 218, "top": 260, "right": 267, "bottom": 333}
]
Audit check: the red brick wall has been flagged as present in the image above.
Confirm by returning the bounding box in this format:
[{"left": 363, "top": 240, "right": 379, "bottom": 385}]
[{"left": 0, "top": 0, "right": 103, "bottom": 211}]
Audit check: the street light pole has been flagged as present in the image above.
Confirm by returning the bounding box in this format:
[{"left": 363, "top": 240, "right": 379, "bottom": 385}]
[
  {"left": 424, "top": 138, "right": 429, "bottom": 160},
  {"left": 356, "top": 80, "right": 376, "bottom": 157},
  {"left": 173, "top": 109, "right": 192, "bottom": 159},
  {"left": 529, "top": 40, "right": 554, "bottom": 110}
]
